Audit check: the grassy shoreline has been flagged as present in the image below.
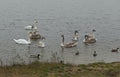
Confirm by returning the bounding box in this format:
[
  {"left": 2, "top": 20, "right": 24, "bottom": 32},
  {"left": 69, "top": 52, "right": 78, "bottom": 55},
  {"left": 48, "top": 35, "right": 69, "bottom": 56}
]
[{"left": 0, "top": 61, "right": 120, "bottom": 77}]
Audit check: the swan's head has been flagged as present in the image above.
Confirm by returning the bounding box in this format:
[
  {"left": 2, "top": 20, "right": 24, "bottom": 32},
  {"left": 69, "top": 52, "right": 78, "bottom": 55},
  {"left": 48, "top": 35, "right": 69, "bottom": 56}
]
[
  {"left": 37, "top": 54, "right": 40, "bottom": 57},
  {"left": 61, "top": 35, "right": 64, "bottom": 37},
  {"left": 117, "top": 48, "right": 119, "bottom": 50},
  {"left": 84, "top": 35, "right": 89, "bottom": 39},
  {"left": 74, "top": 30, "right": 78, "bottom": 35},
  {"left": 75, "top": 30, "right": 79, "bottom": 33}
]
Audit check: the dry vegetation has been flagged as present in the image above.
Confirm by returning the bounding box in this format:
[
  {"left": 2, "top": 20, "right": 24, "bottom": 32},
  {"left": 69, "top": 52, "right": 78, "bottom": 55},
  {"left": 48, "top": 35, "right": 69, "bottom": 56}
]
[{"left": 0, "top": 61, "right": 120, "bottom": 77}]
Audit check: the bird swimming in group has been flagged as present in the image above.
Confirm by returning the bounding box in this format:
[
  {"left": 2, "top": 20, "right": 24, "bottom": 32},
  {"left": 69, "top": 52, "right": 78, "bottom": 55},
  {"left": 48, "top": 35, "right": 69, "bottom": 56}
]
[
  {"left": 75, "top": 51, "right": 79, "bottom": 55},
  {"left": 111, "top": 48, "right": 119, "bottom": 52},
  {"left": 93, "top": 51, "right": 97, "bottom": 57},
  {"left": 28, "top": 31, "right": 41, "bottom": 39},
  {"left": 83, "top": 29, "right": 97, "bottom": 44},
  {"left": 83, "top": 35, "right": 96, "bottom": 43},
  {"left": 61, "top": 35, "right": 78, "bottom": 48},
  {"left": 30, "top": 54, "right": 40, "bottom": 59},
  {"left": 13, "top": 39, "right": 31, "bottom": 45},
  {"left": 72, "top": 30, "right": 79, "bottom": 42},
  {"left": 24, "top": 24, "right": 37, "bottom": 30},
  {"left": 24, "top": 19, "right": 38, "bottom": 30}
]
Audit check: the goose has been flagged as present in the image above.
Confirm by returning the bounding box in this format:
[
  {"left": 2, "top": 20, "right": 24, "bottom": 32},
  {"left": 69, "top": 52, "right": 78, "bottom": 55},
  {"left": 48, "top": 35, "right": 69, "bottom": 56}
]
[
  {"left": 38, "top": 37, "right": 45, "bottom": 48},
  {"left": 28, "top": 31, "right": 41, "bottom": 39},
  {"left": 93, "top": 51, "right": 97, "bottom": 57},
  {"left": 61, "top": 35, "right": 78, "bottom": 48},
  {"left": 83, "top": 35, "right": 96, "bottom": 43},
  {"left": 72, "top": 30, "right": 79, "bottom": 42},
  {"left": 30, "top": 54, "right": 40, "bottom": 59},
  {"left": 111, "top": 48, "right": 119, "bottom": 52},
  {"left": 13, "top": 39, "right": 31, "bottom": 45}
]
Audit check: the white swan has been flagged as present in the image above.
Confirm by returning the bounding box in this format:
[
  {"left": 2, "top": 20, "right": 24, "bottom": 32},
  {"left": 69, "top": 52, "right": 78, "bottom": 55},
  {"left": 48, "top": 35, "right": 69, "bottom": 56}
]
[
  {"left": 13, "top": 39, "right": 31, "bottom": 45},
  {"left": 24, "top": 25, "right": 33, "bottom": 30},
  {"left": 24, "top": 25, "right": 37, "bottom": 30},
  {"left": 37, "top": 37, "right": 45, "bottom": 48},
  {"left": 24, "top": 19, "right": 38, "bottom": 30}
]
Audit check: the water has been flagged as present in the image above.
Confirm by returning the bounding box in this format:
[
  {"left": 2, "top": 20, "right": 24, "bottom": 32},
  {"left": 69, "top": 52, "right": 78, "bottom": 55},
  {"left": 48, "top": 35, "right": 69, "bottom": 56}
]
[{"left": 0, "top": 0, "right": 120, "bottom": 66}]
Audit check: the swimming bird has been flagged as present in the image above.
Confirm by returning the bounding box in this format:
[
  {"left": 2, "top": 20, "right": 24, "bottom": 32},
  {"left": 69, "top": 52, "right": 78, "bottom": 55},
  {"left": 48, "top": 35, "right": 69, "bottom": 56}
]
[
  {"left": 88, "top": 29, "right": 96, "bottom": 39},
  {"left": 93, "top": 51, "right": 97, "bottom": 57},
  {"left": 13, "top": 39, "right": 31, "bottom": 45},
  {"left": 30, "top": 54, "right": 40, "bottom": 59},
  {"left": 61, "top": 35, "right": 78, "bottom": 48},
  {"left": 24, "top": 24, "right": 37, "bottom": 30},
  {"left": 83, "top": 35, "right": 96, "bottom": 43},
  {"left": 24, "top": 19, "right": 38, "bottom": 30},
  {"left": 75, "top": 51, "right": 79, "bottom": 55},
  {"left": 111, "top": 48, "right": 119, "bottom": 52},
  {"left": 28, "top": 31, "right": 41, "bottom": 39},
  {"left": 72, "top": 30, "right": 79, "bottom": 42},
  {"left": 38, "top": 37, "right": 45, "bottom": 48}
]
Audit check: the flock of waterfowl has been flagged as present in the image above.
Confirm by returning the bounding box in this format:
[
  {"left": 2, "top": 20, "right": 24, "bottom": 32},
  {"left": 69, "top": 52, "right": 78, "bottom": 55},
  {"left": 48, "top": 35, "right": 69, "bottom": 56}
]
[
  {"left": 13, "top": 20, "right": 45, "bottom": 47},
  {"left": 13, "top": 20, "right": 119, "bottom": 57}
]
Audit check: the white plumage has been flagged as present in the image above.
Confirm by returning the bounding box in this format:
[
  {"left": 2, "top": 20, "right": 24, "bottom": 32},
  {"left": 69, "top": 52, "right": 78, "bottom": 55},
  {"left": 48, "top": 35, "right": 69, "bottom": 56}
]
[
  {"left": 24, "top": 25, "right": 37, "bottom": 30},
  {"left": 13, "top": 39, "right": 31, "bottom": 45},
  {"left": 38, "top": 41, "right": 45, "bottom": 48}
]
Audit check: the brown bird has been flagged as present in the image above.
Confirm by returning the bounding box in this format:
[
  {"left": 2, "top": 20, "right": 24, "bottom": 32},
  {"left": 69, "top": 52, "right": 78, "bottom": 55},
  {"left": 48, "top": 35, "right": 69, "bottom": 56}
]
[
  {"left": 61, "top": 35, "right": 78, "bottom": 48},
  {"left": 111, "top": 48, "right": 119, "bottom": 52}
]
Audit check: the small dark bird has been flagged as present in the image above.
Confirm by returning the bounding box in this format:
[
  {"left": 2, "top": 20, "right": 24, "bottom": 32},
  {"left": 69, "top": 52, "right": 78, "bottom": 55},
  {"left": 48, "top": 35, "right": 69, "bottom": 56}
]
[
  {"left": 75, "top": 51, "right": 79, "bottom": 55},
  {"left": 92, "top": 29, "right": 96, "bottom": 32},
  {"left": 111, "top": 48, "right": 119, "bottom": 52},
  {"left": 30, "top": 54, "right": 40, "bottom": 59},
  {"left": 93, "top": 51, "right": 97, "bottom": 57},
  {"left": 60, "top": 60, "right": 64, "bottom": 64}
]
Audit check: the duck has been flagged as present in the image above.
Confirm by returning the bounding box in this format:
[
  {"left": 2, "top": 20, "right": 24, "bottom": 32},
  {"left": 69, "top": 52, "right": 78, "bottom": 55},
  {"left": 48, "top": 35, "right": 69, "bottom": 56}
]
[
  {"left": 28, "top": 31, "right": 41, "bottom": 39},
  {"left": 111, "top": 48, "right": 119, "bottom": 52},
  {"left": 93, "top": 51, "right": 97, "bottom": 57},
  {"left": 61, "top": 35, "right": 78, "bottom": 48},
  {"left": 38, "top": 37, "right": 45, "bottom": 48},
  {"left": 72, "top": 30, "right": 79, "bottom": 42},
  {"left": 30, "top": 54, "right": 40, "bottom": 59},
  {"left": 83, "top": 35, "right": 96, "bottom": 43},
  {"left": 13, "top": 39, "right": 31, "bottom": 45},
  {"left": 75, "top": 51, "right": 79, "bottom": 55}
]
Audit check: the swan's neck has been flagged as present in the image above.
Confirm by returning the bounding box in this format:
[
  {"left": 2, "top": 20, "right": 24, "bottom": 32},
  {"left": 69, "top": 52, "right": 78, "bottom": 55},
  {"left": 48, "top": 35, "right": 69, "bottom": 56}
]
[
  {"left": 34, "top": 20, "right": 38, "bottom": 29},
  {"left": 27, "top": 36, "right": 31, "bottom": 43},
  {"left": 62, "top": 36, "right": 64, "bottom": 44},
  {"left": 91, "top": 31, "right": 95, "bottom": 38}
]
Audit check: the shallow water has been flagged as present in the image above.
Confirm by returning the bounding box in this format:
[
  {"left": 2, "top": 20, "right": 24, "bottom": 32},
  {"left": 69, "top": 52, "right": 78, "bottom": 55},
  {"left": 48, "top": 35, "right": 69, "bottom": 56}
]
[{"left": 0, "top": 0, "right": 120, "bottom": 66}]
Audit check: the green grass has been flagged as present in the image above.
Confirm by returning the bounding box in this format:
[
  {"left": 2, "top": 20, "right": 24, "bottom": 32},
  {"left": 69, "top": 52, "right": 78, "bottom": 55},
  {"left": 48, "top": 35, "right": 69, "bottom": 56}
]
[{"left": 0, "top": 61, "right": 120, "bottom": 77}]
